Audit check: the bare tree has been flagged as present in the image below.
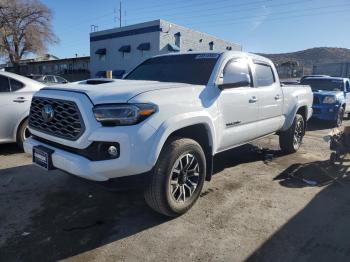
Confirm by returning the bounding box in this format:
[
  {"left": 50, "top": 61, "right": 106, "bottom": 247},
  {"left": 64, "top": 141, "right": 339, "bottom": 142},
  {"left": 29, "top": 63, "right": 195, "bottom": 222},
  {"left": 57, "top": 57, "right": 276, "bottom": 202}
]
[{"left": 0, "top": 0, "right": 58, "bottom": 71}]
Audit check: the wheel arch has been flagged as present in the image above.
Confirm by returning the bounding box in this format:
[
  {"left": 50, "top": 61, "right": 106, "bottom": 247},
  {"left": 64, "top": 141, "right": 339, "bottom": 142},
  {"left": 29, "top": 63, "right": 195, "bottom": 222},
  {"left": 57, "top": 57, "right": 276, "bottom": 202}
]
[
  {"left": 150, "top": 118, "right": 216, "bottom": 182},
  {"left": 281, "top": 104, "right": 310, "bottom": 132},
  {"left": 12, "top": 113, "right": 29, "bottom": 142}
]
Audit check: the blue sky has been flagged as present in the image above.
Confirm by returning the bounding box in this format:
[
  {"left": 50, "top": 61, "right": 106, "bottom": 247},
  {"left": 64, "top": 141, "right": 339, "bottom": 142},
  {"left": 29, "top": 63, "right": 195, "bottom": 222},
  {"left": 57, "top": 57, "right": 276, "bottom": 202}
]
[{"left": 42, "top": 0, "right": 350, "bottom": 59}]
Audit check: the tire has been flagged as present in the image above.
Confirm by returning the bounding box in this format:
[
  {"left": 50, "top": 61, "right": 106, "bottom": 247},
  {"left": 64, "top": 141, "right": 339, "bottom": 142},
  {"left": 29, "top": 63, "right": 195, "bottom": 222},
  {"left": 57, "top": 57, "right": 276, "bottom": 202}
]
[
  {"left": 16, "top": 119, "right": 30, "bottom": 149},
  {"left": 333, "top": 107, "right": 344, "bottom": 127},
  {"left": 330, "top": 152, "right": 338, "bottom": 165},
  {"left": 279, "top": 114, "right": 305, "bottom": 154},
  {"left": 144, "top": 137, "right": 206, "bottom": 217}
]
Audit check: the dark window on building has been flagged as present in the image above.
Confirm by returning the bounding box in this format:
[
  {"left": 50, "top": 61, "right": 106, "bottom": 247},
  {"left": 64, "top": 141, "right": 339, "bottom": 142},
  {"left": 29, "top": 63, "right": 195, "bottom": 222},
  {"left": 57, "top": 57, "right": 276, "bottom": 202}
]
[
  {"left": 9, "top": 78, "right": 24, "bottom": 91},
  {"left": 254, "top": 63, "right": 275, "bottom": 86},
  {"left": 209, "top": 41, "right": 214, "bottom": 50},
  {"left": 174, "top": 32, "right": 181, "bottom": 48},
  {"left": 0, "top": 76, "right": 10, "bottom": 92}
]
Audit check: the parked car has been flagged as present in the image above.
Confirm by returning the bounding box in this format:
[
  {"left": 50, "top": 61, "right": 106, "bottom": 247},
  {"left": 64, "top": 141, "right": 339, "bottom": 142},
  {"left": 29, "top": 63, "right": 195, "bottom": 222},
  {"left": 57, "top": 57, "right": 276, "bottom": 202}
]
[
  {"left": 0, "top": 71, "right": 44, "bottom": 148},
  {"left": 300, "top": 76, "right": 350, "bottom": 126},
  {"left": 300, "top": 75, "right": 329, "bottom": 82},
  {"left": 27, "top": 74, "right": 69, "bottom": 84},
  {"left": 24, "top": 52, "right": 313, "bottom": 216}
]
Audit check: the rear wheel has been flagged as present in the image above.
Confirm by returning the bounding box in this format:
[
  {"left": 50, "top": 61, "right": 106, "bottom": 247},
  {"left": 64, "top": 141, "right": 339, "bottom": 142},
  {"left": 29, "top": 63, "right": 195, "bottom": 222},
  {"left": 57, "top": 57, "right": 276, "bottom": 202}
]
[
  {"left": 144, "top": 137, "right": 206, "bottom": 217},
  {"left": 16, "top": 119, "right": 30, "bottom": 149},
  {"left": 279, "top": 114, "right": 305, "bottom": 154}
]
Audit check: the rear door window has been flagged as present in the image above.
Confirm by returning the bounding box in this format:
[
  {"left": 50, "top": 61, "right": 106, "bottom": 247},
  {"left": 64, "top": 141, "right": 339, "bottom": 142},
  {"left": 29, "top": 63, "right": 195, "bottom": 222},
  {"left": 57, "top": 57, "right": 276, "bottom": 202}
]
[
  {"left": 0, "top": 76, "right": 10, "bottom": 92},
  {"left": 9, "top": 78, "right": 24, "bottom": 91},
  {"left": 254, "top": 63, "right": 275, "bottom": 86}
]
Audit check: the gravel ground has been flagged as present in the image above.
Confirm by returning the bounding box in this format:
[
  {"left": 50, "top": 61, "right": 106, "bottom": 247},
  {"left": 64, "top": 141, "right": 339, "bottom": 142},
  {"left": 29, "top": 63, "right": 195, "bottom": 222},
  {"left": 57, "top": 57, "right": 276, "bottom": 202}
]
[{"left": 1, "top": 120, "right": 350, "bottom": 262}]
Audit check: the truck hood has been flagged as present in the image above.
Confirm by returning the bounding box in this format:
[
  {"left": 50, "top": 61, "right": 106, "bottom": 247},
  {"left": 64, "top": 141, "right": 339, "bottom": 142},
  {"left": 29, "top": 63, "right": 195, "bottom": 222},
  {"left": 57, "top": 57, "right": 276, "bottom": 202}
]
[{"left": 43, "top": 79, "right": 193, "bottom": 104}]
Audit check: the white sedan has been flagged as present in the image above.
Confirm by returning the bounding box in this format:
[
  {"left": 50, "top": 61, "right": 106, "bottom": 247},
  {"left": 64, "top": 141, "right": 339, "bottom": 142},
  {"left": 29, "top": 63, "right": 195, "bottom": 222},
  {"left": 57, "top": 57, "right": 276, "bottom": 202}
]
[{"left": 0, "top": 71, "right": 44, "bottom": 148}]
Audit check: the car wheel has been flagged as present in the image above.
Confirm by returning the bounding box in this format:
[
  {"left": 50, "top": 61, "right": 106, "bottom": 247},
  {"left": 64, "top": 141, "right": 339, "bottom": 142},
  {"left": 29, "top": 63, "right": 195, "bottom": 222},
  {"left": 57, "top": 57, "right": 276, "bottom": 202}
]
[
  {"left": 16, "top": 119, "right": 30, "bottom": 149},
  {"left": 279, "top": 114, "right": 305, "bottom": 154},
  {"left": 334, "top": 107, "right": 344, "bottom": 127},
  {"left": 144, "top": 137, "right": 206, "bottom": 217}
]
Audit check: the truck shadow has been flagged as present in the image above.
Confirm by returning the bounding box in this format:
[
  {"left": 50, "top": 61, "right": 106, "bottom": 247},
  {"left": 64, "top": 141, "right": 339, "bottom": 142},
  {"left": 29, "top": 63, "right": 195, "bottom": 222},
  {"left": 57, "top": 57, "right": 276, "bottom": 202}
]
[
  {"left": 0, "top": 140, "right": 314, "bottom": 262},
  {"left": 0, "top": 165, "right": 169, "bottom": 262},
  {"left": 0, "top": 143, "right": 281, "bottom": 261},
  {"left": 306, "top": 119, "right": 337, "bottom": 131},
  {"left": 247, "top": 160, "right": 350, "bottom": 262},
  {"left": 0, "top": 143, "right": 22, "bottom": 156},
  {"left": 213, "top": 144, "right": 282, "bottom": 175}
]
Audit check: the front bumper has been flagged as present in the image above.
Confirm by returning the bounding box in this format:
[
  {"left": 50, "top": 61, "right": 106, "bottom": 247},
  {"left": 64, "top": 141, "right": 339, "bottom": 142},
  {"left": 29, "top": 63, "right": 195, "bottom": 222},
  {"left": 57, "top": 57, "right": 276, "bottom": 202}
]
[
  {"left": 312, "top": 104, "right": 340, "bottom": 121},
  {"left": 24, "top": 122, "right": 157, "bottom": 181}
]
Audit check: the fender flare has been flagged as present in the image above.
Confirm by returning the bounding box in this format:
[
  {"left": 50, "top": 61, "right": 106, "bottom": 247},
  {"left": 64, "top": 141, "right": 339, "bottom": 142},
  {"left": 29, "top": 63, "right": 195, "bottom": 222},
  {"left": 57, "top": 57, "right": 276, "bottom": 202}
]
[
  {"left": 11, "top": 112, "right": 29, "bottom": 142},
  {"left": 147, "top": 112, "right": 217, "bottom": 168},
  {"left": 280, "top": 103, "right": 309, "bottom": 132}
]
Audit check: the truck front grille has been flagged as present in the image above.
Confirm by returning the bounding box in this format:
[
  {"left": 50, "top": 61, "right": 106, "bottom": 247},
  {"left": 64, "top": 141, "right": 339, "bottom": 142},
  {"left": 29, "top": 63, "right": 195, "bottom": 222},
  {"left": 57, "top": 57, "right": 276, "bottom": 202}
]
[
  {"left": 313, "top": 96, "right": 320, "bottom": 105},
  {"left": 29, "top": 97, "right": 85, "bottom": 141}
]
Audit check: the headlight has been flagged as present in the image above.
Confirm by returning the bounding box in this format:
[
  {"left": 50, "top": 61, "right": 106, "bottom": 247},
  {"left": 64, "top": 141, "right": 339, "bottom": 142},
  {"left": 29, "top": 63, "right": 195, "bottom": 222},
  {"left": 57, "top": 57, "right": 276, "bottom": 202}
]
[
  {"left": 93, "top": 103, "right": 157, "bottom": 126},
  {"left": 323, "top": 96, "right": 336, "bottom": 104}
]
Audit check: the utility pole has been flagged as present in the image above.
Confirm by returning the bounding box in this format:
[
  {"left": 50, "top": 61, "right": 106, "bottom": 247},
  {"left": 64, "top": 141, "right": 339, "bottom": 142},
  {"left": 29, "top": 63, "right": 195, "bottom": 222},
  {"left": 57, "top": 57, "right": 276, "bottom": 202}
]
[{"left": 119, "top": 1, "right": 122, "bottom": 28}]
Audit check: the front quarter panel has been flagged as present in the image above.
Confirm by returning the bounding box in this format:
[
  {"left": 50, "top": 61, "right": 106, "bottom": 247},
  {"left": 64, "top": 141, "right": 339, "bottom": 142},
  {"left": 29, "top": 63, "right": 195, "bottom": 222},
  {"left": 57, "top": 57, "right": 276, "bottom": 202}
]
[{"left": 128, "top": 85, "right": 219, "bottom": 165}]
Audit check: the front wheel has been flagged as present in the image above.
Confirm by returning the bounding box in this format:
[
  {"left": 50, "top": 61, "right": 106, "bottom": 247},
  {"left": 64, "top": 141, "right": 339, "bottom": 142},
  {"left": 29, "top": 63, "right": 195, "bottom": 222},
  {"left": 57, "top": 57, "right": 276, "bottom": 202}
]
[
  {"left": 144, "top": 137, "right": 206, "bottom": 217},
  {"left": 279, "top": 114, "right": 305, "bottom": 154},
  {"left": 16, "top": 119, "right": 31, "bottom": 149},
  {"left": 334, "top": 107, "right": 344, "bottom": 127}
]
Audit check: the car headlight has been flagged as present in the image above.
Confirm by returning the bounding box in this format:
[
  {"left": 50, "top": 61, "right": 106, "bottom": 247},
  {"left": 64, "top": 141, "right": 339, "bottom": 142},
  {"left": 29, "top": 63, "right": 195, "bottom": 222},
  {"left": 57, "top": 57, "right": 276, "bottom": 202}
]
[
  {"left": 323, "top": 96, "right": 337, "bottom": 104},
  {"left": 93, "top": 103, "right": 157, "bottom": 126}
]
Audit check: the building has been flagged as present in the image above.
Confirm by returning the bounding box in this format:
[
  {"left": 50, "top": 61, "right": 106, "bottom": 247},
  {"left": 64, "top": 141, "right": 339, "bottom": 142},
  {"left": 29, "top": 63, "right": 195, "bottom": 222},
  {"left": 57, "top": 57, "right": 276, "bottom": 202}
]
[
  {"left": 90, "top": 19, "right": 241, "bottom": 78},
  {"left": 313, "top": 62, "right": 350, "bottom": 78},
  {"left": 6, "top": 56, "right": 90, "bottom": 81},
  {"left": 275, "top": 60, "right": 305, "bottom": 79}
]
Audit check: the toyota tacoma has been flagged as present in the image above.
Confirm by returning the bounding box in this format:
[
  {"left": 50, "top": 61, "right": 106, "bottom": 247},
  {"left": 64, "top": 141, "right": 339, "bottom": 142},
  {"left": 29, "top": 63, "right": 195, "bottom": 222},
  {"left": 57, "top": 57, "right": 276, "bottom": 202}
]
[{"left": 24, "top": 52, "right": 313, "bottom": 216}]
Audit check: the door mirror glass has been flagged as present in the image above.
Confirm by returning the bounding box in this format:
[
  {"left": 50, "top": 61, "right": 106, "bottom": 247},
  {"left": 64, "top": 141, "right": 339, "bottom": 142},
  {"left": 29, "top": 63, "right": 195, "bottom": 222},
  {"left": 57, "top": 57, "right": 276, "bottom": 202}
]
[{"left": 219, "top": 58, "right": 251, "bottom": 90}]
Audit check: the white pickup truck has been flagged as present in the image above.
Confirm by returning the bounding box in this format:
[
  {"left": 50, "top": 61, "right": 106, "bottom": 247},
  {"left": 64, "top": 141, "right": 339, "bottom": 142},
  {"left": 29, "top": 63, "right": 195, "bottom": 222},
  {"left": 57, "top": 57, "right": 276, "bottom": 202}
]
[{"left": 24, "top": 52, "right": 313, "bottom": 216}]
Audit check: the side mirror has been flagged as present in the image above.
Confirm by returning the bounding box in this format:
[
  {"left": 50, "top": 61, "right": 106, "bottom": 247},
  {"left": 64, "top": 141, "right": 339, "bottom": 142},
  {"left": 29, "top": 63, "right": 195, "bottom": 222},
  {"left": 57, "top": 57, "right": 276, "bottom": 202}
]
[{"left": 218, "top": 72, "right": 251, "bottom": 90}]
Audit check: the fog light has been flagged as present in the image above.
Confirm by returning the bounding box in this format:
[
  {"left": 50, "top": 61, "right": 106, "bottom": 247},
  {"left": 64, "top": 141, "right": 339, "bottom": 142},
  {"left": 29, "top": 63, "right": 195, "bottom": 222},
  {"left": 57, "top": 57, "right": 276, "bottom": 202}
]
[{"left": 108, "top": 146, "right": 119, "bottom": 157}]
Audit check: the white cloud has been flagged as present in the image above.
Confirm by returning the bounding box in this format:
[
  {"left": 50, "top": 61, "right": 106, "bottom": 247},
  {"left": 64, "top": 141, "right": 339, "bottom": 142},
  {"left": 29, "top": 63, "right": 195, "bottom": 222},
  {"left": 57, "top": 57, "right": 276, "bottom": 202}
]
[{"left": 251, "top": 4, "right": 271, "bottom": 31}]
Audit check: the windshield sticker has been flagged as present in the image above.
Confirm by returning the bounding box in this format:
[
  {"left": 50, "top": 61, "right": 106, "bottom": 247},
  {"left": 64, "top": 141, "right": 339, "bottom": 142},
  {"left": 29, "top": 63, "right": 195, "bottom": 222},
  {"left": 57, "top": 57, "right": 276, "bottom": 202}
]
[
  {"left": 195, "top": 54, "right": 219, "bottom": 59},
  {"left": 332, "top": 80, "right": 342, "bottom": 83}
]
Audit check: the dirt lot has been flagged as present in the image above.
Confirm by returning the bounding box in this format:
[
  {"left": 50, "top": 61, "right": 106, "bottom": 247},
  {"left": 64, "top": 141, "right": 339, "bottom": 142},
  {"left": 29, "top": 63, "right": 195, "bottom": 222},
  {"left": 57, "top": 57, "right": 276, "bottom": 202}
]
[{"left": 1, "top": 120, "right": 350, "bottom": 262}]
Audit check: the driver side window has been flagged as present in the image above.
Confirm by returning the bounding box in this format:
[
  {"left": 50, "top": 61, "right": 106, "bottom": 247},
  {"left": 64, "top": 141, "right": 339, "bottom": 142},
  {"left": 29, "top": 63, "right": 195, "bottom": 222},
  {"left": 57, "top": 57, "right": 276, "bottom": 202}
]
[
  {"left": 346, "top": 81, "right": 350, "bottom": 92},
  {"left": 220, "top": 58, "right": 252, "bottom": 88}
]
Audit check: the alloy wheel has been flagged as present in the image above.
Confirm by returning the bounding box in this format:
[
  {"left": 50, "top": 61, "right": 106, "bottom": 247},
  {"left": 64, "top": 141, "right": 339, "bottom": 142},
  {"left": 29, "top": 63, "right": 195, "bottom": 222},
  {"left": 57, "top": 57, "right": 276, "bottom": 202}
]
[
  {"left": 293, "top": 119, "right": 304, "bottom": 148},
  {"left": 169, "top": 153, "right": 200, "bottom": 203}
]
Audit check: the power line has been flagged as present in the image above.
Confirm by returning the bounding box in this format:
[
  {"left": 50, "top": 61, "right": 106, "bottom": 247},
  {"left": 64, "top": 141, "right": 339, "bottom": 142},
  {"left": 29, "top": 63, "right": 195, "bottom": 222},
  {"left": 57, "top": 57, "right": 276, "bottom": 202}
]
[
  {"left": 185, "top": 2, "right": 350, "bottom": 28},
  {"left": 127, "top": 0, "right": 311, "bottom": 24},
  {"left": 130, "top": 0, "right": 273, "bottom": 14},
  {"left": 193, "top": 7, "right": 350, "bottom": 30}
]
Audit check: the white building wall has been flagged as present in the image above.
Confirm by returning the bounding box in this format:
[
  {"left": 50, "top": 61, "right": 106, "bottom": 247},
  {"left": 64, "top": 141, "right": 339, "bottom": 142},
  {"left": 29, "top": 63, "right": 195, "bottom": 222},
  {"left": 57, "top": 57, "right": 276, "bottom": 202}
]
[
  {"left": 158, "top": 20, "right": 241, "bottom": 54},
  {"left": 90, "top": 19, "right": 241, "bottom": 78}
]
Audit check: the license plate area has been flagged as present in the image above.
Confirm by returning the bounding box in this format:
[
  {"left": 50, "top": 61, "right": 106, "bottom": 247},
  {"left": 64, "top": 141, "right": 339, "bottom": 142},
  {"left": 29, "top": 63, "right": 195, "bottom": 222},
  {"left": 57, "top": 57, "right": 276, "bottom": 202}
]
[{"left": 33, "top": 145, "right": 55, "bottom": 170}]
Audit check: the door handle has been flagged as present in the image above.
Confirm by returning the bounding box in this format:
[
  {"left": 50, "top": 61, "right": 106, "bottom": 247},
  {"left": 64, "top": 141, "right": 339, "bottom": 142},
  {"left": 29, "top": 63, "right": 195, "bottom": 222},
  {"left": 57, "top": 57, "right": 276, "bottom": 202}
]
[
  {"left": 13, "top": 97, "right": 28, "bottom": 103},
  {"left": 275, "top": 94, "right": 281, "bottom": 100},
  {"left": 249, "top": 96, "right": 258, "bottom": 103}
]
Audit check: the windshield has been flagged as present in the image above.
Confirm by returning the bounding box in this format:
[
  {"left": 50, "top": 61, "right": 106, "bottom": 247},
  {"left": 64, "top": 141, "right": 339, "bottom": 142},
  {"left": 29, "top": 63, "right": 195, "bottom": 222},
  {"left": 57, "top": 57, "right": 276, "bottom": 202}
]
[
  {"left": 125, "top": 53, "right": 220, "bottom": 85},
  {"left": 301, "top": 78, "right": 344, "bottom": 91}
]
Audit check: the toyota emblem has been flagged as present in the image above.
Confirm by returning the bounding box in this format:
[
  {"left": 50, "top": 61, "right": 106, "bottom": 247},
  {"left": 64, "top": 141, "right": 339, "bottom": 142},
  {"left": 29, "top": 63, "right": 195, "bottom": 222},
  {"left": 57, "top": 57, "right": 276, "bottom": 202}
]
[{"left": 41, "top": 104, "right": 54, "bottom": 122}]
